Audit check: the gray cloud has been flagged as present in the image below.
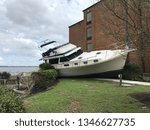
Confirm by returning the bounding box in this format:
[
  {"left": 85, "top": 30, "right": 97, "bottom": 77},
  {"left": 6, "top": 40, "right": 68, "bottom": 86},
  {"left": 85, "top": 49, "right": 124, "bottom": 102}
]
[
  {"left": 0, "top": 30, "right": 41, "bottom": 66},
  {"left": 0, "top": 31, "right": 40, "bottom": 57},
  {"left": 0, "top": 0, "right": 94, "bottom": 66},
  {"left": 5, "top": 0, "right": 52, "bottom": 27}
]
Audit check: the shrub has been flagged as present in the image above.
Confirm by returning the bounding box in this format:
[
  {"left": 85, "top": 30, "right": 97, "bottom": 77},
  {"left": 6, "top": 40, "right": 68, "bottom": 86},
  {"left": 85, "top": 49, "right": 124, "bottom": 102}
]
[
  {"left": 0, "top": 87, "right": 25, "bottom": 113},
  {"left": 0, "top": 72, "right": 11, "bottom": 79},
  {"left": 123, "top": 63, "right": 142, "bottom": 80},
  {"left": 39, "top": 63, "right": 54, "bottom": 70},
  {"left": 30, "top": 69, "right": 58, "bottom": 94}
]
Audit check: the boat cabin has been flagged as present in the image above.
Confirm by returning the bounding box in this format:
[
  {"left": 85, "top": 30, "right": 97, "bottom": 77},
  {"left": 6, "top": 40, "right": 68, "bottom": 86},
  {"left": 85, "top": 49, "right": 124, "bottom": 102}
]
[{"left": 42, "top": 42, "right": 83, "bottom": 65}]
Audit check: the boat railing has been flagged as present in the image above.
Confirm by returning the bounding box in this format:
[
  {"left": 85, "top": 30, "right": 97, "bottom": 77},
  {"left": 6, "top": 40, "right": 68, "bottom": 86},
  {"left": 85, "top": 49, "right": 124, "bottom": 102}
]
[{"left": 100, "top": 42, "right": 126, "bottom": 50}]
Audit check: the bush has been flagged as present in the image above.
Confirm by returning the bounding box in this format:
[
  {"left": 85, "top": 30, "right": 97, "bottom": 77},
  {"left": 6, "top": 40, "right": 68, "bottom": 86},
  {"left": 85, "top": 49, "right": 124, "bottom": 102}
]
[
  {"left": 30, "top": 69, "right": 58, "bottom": 94},
  {"left": 123, "top": 63, "right": 142, "bottom": 80},
  {"left": 0, "top": 87, "right": 25, "bottom": 113},
  {"left": 0, "top": 72, "right": 11, "bottom": 79},
  {"left": 39, "top": 63, "right": 54, "bottom": 70}
]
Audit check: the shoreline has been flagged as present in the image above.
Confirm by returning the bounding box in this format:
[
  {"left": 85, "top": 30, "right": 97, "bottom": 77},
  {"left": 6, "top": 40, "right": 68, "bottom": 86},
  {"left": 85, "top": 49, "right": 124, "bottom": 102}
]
[
  {"left": 0, "top": 66, "right": 39, "bottom": 75},
  {"left": 0, "top": 66, "right": 38, "bottom": 67}
]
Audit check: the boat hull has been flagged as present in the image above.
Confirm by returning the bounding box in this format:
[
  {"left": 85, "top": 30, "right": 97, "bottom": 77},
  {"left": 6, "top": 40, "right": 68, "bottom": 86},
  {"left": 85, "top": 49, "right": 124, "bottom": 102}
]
[{"left": 57, "top": 53, "right": 127, "bottom": 77}]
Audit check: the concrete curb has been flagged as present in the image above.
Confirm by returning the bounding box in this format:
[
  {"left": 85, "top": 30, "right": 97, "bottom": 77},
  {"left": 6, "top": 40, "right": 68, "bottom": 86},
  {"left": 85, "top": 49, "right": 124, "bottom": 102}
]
[{"left": 96, "top": 78, "right": 150, "bottom": 86}]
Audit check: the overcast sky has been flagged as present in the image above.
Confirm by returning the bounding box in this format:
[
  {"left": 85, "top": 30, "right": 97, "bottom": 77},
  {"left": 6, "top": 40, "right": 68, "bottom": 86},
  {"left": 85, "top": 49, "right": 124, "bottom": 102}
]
[{"left": 0, "top": 0, "right": 96, "bottom": 66}]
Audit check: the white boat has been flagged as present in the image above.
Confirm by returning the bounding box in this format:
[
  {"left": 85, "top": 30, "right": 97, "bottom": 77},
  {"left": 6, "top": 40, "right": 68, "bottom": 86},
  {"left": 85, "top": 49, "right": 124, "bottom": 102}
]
[{"left": 40, "top": 41, "right": 132, "bottom": 77}]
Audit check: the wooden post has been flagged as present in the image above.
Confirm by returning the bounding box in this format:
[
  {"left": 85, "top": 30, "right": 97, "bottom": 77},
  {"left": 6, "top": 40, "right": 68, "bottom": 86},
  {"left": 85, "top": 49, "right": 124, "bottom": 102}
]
[
  {"left": 4, "top": 79, "right": 7, "bottom": 85},
  {"left": 17, "top": 76, "right": 20, "bottom": 90}
]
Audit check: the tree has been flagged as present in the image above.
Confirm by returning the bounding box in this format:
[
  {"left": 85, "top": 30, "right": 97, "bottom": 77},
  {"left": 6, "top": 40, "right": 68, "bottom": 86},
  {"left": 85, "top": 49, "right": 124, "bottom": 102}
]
[{"left": 97, "top": 0, "right": 150, "bottom": 72}]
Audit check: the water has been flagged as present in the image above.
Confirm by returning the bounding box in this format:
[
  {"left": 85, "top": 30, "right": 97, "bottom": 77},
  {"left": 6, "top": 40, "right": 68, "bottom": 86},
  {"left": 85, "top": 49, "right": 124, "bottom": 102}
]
[{"left": 0, "top": 66, "right": 39, "bottom": 75}]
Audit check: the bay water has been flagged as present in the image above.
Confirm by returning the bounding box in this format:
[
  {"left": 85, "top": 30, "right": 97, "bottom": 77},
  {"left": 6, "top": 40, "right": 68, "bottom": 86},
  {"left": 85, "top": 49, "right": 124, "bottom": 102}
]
[{"left": 0, "top": 66, "right": 38, "bottom": 75}]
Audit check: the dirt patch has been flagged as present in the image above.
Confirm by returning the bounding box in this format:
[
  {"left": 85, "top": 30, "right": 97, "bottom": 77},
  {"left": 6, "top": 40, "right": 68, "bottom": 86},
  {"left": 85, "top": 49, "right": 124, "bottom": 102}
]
[
  {"left": 130, "top": 92, "right": 150, "bottom": 109},
  {"left": 69, "top": 98, "right": 80, "bottom": 112},
  {"left": 58, "top": 92, "right": 65, "bottom": 96},
  {"left": 23, "top": 100, "right": 31, "bottom": 108}
]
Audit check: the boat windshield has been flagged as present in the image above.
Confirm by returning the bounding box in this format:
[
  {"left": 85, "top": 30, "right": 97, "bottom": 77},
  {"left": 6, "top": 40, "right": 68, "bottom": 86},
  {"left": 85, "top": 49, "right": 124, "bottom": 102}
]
[{"left": 60, "top": 49, "right": 83, "bottom": 62}]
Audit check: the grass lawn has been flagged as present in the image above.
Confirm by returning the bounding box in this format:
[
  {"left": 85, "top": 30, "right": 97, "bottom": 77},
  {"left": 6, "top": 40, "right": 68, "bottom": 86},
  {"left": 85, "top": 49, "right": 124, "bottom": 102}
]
[{"left": 24, "top": 79, "right": 150, "bottom": 113}]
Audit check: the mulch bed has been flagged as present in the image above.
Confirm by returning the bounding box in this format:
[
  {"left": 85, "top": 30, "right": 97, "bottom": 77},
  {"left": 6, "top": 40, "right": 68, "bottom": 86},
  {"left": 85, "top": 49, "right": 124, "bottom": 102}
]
[{"left": 130, "top": 92, "right": 150, "bottom": 109}]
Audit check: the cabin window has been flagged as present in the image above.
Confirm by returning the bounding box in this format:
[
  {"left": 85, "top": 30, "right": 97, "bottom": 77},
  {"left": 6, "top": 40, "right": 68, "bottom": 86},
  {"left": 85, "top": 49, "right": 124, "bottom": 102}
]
[
  {"left": 87, "top": 43, "right": 93, "bottom": 52},
  {"left": 86, "top": 12, "right": 92, "bottom": 25},
  {"left": 64, "top": 64, "right": 69, "bottom": 67},
  {"left": 49, "top": 58, "right": 58, "bottom": 64},
  {"left": 94, "top": 59, "right": 98, "bottom": 62},
  {"left": 83, "top": 61, "right": 88, "bottom": 64},
  {"left": 86, "top": 27, "right": 92, "bottom": 40},
  {"left": 60, "top": 57, "right": 69, "bottom": 62},
  {"left": 74, "top": 63, "right": 78, "bottom": 65},
  {"left": 68, "top": 53, "right": 76, "bottom": 60},
  {"left": 96, "top": 52, "right": 101, "bottom": 54},
  {"left": 60, "top": 54, "right": 75, "bottom": 62},
  {"left": 60, "top": 50, "right": 83, "bottom": 62}
]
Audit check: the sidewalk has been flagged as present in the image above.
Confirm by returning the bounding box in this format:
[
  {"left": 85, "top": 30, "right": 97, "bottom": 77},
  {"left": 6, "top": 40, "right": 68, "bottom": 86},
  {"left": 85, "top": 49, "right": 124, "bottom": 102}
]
[{"left": 96, "top": 78, "right": 150, "bottom": 86}]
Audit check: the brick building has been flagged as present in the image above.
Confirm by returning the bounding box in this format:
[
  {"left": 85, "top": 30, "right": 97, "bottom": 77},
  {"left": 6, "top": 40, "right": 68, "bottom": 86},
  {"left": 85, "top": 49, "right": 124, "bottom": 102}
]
[
  {"left": 69, "top": 1, "right": 116, "bottom": 51},
  {"left": 69, "top": 1, "right": 150, "bottom": 73}
]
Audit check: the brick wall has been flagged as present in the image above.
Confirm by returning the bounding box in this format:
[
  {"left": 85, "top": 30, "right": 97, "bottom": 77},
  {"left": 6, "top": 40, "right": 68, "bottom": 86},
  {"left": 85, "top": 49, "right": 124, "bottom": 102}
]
[
  {"left": 69, "top": 1, "right": 150, "bottom": 73},
  {"left": 69, "top": 20, "right": 86, "bottom": 50},
  {"left": 69, "top": 1, "right": 120, "bottom": 51}
]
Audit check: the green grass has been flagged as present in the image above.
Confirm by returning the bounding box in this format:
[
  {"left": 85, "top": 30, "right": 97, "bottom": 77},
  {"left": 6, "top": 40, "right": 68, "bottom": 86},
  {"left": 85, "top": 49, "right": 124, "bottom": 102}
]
[{"left": 24, "top": 79, "right": 150, "bottom": 113}]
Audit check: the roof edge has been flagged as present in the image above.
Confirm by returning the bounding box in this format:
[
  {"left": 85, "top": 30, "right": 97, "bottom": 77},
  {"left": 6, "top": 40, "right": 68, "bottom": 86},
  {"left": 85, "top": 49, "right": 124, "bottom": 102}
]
[
  {"left": 69, "top": 20, "right": 84, "bottom": 28},
  {"left": 83, "top": 0, "right": 102, "bottom": 12}
]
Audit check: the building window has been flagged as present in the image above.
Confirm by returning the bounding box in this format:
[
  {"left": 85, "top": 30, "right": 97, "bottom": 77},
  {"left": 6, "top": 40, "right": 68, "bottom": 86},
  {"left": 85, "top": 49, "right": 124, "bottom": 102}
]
[
  {"left": 86, "top": 12, "right": 92, "bottom": 25},
  {"left": 87, "top": 43, "right": 93, "bottom": 52},
  {"left": 86, "top": 27, "right": 92, "bottom": 40}
]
